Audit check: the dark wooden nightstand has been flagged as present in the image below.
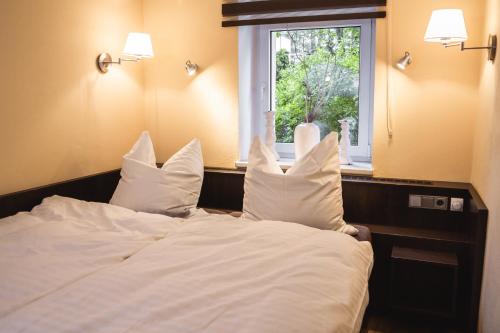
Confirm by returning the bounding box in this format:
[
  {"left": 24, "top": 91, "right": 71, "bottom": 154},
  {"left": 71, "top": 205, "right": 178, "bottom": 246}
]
[{"left": 390, "top": 246, "right": 459, "bottom": 318}]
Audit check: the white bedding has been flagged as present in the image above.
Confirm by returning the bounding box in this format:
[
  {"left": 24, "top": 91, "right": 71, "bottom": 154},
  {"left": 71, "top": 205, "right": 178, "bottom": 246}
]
[
  {"left": 0, "top": 197, "right": 373, "bottom": 333},
  {"left": 0, "top": 196, "right": 179, "bottom": 318}
]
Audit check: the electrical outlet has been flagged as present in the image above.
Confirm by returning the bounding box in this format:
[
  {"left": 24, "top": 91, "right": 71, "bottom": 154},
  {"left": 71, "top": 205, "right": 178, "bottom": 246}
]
[
  {"left": 450, "top": 198, "right": 464, "bottom": 212},
  {"left": 409, "top": 195, "right": 448, "bottom": 210}
]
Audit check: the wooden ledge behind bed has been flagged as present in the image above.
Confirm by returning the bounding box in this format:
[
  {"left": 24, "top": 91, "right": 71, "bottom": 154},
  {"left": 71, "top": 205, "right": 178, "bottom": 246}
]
[
  {"left": 202, "top": 207, "right": 372, "bottom": 243},
  {"left": 0, "top": 167, "right": 488, "bottom": 333}
]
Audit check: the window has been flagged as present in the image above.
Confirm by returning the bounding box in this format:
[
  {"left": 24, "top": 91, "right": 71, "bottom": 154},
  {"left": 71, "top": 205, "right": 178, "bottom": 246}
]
[{"left": 238, "top": 20, "right": 375, "bottom": 162}]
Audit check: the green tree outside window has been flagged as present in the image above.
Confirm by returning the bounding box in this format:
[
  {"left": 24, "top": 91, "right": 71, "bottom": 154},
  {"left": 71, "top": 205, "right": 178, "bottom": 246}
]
[{"left": 274, "top": 27, "right": 361, "bottom": 145}]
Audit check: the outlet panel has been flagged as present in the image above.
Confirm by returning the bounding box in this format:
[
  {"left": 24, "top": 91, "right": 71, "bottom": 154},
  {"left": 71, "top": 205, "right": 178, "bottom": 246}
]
[{"left": 409, "top": 195, "right": 448, "bottom": 210}]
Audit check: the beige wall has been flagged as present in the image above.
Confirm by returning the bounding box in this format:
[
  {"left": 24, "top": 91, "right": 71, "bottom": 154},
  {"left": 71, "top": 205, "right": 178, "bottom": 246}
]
[
  {"left": 0, "top": 0, "right": 485, "bottom": 195},
  {"left": 0, "top": 0, "right": 146, "bottom": 195},
  {"left": 471, "top": 0, "right": 500, "bottom": 331},
  {"left": 0, "top": 0, "right": 487, "bottom": 190},
  {"left": 142, "top": 0, "right": 484, "bottom": 182},
  {"left": 143, "top": 0, "right": 239, "bottom": 169},
  {"left": 372, "top": 0, "right": 484, "bottom": 182}
]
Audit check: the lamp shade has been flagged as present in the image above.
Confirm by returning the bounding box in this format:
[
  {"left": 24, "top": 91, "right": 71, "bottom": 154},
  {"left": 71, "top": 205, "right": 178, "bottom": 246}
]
[
  {"left": 123, "top": 33, "right": 154, "bottom": 59},
  {"left": 424, "top": 9, "right": 468, "bottom": 44}
]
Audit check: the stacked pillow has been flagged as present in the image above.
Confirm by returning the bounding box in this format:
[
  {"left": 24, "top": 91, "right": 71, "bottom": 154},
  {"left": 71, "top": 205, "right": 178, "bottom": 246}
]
[
  {"left": 243, "top": 132, "right": 357, "bottom": 235},
  {"left": 110, "top": 132, "right": 204, "bottom": 216}
]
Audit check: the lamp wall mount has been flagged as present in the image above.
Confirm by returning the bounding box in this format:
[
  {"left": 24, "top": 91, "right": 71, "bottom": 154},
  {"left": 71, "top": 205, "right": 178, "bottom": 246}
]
[
  {"left": 96, "top": 53, "right": 139, "bottom": 73},
  {"left": 464, "top": 34, "right": 496, "bottom": 62},
  {"left": 444, "top": 35, "right": 497, "bottom": 62}
]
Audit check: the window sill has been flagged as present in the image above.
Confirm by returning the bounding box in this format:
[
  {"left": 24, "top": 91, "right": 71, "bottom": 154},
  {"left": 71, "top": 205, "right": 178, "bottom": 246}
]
[{"left": 235, "top": 160, "right": 373, "bottom": 176}]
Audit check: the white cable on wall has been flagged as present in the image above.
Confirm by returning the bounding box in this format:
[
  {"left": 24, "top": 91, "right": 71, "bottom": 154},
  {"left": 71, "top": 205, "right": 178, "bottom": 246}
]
[{"left": 386, "top": 0, "right": 394, "bottom": 138}]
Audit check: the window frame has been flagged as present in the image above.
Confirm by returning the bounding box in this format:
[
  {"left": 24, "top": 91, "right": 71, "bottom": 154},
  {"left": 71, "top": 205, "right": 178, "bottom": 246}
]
[{"left": 255, "top": 19, "right": 375, "bottom": 162}]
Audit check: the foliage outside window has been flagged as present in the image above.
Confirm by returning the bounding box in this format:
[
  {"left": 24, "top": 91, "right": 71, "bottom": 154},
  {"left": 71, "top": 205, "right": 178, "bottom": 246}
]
[{"left": 272, "top": 27, "right": 361, "bottom": 146}]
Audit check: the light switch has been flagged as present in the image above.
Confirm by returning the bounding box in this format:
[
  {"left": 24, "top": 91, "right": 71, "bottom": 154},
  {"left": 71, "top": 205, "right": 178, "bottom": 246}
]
[
  {"left": 450, "top": 198, "right": 464, "bottom": 212},
  {"left": 409, "top": 195, "right": 422, "bottom": 207}
]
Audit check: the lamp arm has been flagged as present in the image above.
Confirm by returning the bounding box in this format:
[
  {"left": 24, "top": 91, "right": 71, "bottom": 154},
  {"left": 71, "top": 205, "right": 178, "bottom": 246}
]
[
  {"left": 461, "top": 43, "right": 493, "bottom": 51},
  {"left": 441, "top": 35, "right": 497, "bottom": 62},
  {"left": 118, "top": 57, "right": 140, "bottom": 63},
  {"left": 462, "top": 35, "right": 497, "bottom": 62},
  {"left": 444, "top": 42, "right": 493, "bottom": 50},
  {"left": 444, "top": 42, "right": 462, "bottom": 48},
  {"left": 101, "top": 58, "right": 122, "bottom": 65},
  {"left": 101, "top": 58, "right": 139, "bottom": 65}
]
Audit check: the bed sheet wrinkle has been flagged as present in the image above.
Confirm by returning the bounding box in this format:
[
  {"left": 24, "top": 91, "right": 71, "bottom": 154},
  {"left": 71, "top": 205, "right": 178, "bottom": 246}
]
[
  {"left": 0, "top": 212, "right": 373, "bottom": 333},
  {"left": 0, "top": 196, "right": 181, "bottom": 321},
  {"left": 33, "top": 196, "right": 182, "bottom": 236}
]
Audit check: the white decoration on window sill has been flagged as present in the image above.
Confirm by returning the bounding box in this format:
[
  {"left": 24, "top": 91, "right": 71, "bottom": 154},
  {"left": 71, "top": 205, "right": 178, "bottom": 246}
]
[
  {"left": 294, "top": 123, "right": 320, "bottom": 160},
  {"left": 235, "top": 160, "right": 373, "bottom": 176},
  {"left": 339, "top": 118, "right": 353, "bottom": 165},
  {"left": 265, "top": 111, "right": 280, "bottom": 160}
]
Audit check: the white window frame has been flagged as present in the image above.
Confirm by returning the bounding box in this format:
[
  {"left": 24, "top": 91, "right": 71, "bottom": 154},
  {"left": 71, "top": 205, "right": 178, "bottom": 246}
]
[{"left": 243, "top": 19, "right": 375, "bottom": 162}]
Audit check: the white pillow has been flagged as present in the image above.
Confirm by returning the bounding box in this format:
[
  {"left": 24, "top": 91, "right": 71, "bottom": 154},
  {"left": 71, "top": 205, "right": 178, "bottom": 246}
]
[
  {"left": 110, "top": 132, "right": 204, "bottom": 215},
  {"left": 243, "top": 132, "right": 357, "bottom": 235}
]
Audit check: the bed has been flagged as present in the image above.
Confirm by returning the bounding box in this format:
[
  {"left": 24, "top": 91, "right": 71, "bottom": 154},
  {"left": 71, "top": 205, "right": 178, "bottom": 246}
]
[{"left": 0, "top": 195, "right": 373, "bottom": 333}]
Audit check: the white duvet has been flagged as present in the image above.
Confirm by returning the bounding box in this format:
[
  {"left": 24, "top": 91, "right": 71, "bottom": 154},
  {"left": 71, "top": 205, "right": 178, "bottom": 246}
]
[{"left": 0, "top": 196, "right": 373, "bottom": 333}]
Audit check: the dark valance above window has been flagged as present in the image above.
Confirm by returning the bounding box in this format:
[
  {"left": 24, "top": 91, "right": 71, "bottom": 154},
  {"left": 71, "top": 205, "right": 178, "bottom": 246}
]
[{"left": 221, "top": 0, "right": 387, "bottom": 27}]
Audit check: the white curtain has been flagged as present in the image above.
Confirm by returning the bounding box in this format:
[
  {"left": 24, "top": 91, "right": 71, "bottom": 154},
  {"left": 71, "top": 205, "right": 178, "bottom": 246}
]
[{"left": 238, "top": 26, "right": 268, "bottom": 161}]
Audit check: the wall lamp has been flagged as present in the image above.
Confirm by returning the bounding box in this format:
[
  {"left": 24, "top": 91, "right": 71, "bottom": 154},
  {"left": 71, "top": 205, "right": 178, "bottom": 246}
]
[
  {"left": 396, "top": 52, "right": 412, "bottom": 70},
  {"left": 425, "top": 9, "right": 497, "bottom": 62},
  {"left": 97, "top": 32, "right": 154, "bottom": 73},
  {"left": 185, "top": 60, "right": 198, "bottom": 76}
]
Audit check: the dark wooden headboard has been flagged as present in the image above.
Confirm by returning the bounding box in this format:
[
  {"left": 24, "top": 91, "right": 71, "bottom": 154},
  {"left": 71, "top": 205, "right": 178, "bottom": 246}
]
[
  {"left": 1, "top": 167, "right": 486, "bottom": 220},
  {"left": 0, "top": 169, "right": 121, "bottom": 219}
]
